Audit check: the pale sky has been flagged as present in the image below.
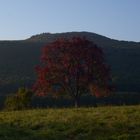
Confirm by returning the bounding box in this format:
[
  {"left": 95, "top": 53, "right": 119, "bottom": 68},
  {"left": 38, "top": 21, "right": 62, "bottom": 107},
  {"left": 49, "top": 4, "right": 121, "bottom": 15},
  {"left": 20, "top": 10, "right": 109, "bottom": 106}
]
[{"left": 0, "top": 0, "right": 140, "bottom": 41}]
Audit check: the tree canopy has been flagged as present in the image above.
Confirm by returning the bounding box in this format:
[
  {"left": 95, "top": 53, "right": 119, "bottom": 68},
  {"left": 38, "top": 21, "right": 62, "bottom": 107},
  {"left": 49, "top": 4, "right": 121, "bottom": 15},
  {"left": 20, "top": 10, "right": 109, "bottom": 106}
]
[{"left": 33, "top": 37, "right": 111, "bottom": 107}]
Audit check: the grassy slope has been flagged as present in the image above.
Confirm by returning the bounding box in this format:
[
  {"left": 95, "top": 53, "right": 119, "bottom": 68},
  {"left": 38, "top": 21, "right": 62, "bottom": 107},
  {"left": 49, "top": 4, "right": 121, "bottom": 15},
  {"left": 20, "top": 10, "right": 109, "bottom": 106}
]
[{"left": 0, "top": 106, "right": 140, "bottom": 140}]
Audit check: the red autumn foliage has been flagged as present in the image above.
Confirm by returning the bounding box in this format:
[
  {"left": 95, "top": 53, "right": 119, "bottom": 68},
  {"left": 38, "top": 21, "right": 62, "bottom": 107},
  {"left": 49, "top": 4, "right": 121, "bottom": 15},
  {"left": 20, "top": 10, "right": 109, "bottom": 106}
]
[{"left": 33, "top": 37, "right": 111, "bottom": 107}]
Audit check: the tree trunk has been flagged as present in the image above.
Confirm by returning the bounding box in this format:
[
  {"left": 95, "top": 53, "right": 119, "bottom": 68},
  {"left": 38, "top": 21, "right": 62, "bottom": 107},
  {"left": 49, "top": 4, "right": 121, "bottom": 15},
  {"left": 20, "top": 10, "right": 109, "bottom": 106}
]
[{"left": 74, "top": 97, "right": 80, "bottom": 108}]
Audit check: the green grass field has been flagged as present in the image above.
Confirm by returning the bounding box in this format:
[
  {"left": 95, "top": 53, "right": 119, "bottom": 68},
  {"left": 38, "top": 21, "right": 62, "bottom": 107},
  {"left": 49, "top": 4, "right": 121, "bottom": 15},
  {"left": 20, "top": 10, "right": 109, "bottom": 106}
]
[{"left": 0, "top": 106, "right": 140, "bottom": 140}]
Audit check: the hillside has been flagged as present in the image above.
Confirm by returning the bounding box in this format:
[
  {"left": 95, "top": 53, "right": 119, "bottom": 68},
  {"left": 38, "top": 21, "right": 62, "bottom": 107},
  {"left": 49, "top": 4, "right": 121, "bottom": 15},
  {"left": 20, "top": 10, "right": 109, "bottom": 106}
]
[
  {"left": 0, "top": 32, "right": 140, "bottom": 95},
  {"left": 0, "top": 106, "right": 140, "bottom": 139}
]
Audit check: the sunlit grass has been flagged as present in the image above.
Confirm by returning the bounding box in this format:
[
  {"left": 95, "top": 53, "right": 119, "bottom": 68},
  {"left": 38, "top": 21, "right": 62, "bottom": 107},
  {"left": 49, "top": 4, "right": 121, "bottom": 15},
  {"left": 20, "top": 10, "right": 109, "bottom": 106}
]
[{"left": 0, "top": 105, "right": 140, "bottom": 140}]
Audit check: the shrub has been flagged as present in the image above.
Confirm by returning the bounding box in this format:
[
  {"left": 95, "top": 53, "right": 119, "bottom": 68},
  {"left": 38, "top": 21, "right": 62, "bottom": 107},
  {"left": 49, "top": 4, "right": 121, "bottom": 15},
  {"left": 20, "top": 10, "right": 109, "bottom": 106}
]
[{"left": 4, "top": 87, "right": 33, "bottom": 111}]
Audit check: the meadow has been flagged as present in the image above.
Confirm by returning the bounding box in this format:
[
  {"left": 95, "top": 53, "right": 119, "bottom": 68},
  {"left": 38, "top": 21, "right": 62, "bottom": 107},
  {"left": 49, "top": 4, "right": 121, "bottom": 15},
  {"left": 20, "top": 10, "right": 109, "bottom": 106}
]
[{"left": 0, "top": 105, "right": 139, "bottom": 140}]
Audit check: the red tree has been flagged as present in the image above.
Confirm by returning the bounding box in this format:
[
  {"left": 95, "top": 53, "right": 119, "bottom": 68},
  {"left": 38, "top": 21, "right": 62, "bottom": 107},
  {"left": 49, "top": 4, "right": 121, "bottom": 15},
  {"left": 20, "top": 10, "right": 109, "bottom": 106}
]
[{"left": 33, "top": 37, "right": 111, "bottom": 107}]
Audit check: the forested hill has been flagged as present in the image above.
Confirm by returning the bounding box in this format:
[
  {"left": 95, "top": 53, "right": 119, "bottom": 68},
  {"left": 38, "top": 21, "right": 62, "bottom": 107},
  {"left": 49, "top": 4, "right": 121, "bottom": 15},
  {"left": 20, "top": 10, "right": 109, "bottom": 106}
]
[
  {"left": 0, "top": 31, "right": 140, "bottom": 95},
  {"left": 27, "top": 32, "right": 140, "bottom": 48}
]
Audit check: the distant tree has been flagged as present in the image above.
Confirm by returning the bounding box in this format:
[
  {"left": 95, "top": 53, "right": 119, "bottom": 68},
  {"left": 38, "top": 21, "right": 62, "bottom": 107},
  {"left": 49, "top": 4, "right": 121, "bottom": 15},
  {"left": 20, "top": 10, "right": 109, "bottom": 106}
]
[
  {"left": 4, "top": 87, "right": 33, "bottom": 110},
  {"left": 33, "top": 37, "right": 111, "bottom": 107}
]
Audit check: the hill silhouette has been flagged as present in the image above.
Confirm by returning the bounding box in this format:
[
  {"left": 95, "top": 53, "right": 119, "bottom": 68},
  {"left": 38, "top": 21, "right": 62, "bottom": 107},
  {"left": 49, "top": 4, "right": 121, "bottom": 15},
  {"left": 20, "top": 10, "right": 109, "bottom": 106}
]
[{"left": 0, "top": 31, "right": 140, "bottom": 95}]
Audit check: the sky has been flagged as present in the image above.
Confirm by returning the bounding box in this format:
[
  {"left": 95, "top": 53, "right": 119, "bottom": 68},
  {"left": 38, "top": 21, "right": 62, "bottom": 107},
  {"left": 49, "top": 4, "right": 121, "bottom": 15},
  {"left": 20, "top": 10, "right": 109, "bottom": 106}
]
[{"left": 0, "top": 0, "right": 140, "bottom": 41}]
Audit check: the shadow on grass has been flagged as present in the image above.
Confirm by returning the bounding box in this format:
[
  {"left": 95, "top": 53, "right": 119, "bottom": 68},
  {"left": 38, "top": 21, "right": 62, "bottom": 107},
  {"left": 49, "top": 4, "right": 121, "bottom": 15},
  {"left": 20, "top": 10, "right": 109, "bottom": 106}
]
[
  {"left": 0, "top": 122, "right": 140, "bottom": 140},
  {"left": 0, "top": 123, "right": 44, "bottom": 140}
]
